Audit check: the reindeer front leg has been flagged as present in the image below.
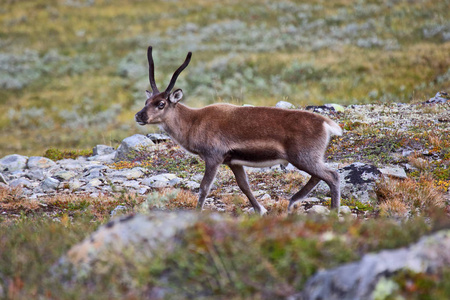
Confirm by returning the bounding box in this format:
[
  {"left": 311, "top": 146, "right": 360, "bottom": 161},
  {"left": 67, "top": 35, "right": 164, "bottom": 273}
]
[{"left": 197, "top": 160, "right": 220, "bottom": 211}]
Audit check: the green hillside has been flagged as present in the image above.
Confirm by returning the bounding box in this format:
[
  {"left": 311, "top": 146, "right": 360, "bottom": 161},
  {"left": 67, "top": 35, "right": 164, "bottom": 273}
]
[{"left": 1, "top": 0, "right": 449, "bottom": 156}]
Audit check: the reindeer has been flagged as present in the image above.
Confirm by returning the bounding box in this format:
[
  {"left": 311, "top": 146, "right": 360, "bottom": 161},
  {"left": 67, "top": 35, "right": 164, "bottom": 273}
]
[{"left": 135, "top": 47, "right": 342, "bottom": 215}]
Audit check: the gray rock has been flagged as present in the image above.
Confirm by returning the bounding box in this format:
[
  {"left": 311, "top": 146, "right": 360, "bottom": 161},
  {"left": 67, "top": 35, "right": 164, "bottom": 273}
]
[
  {"left": 191, "top": 174, "right": 204, "bottom": 182},
  {"left": 26, "top": 169, "right": 45, "bottom": 181},
  {"left": 260, "top": 193, "right": 272, "bottom": 201},
  {"left": 139, "top": 187, "right": 150, "bottom": 194},
  {"left": 56, "top": 159, "right": 84, "bottom": 170},
  {"left": 110, "top": 205, "right": 128, "bottom": 217},
  {"left": 26, "top": 156, "right": 56, "bottom": 169},
  {"left": 184, "top": 181, "right": 200, "bottom": 190},
  {"left": 142, "top": 173, "right": 180, "bottom": 189},
  {"left": 87, "top": 153, "right": 115, "bottom": 163},
  {"left": 93, "top": 145, "right": 115, "bottom": 156},
  {"left": 318, "top": 163, "right": 381, "bottom": 204},
  {"left": 303, "top": 197, "right": 321, "bottom": 204},
  {"left": 68, "top": 179, "right": 83, "bottom": 191},
  {"left": 339, "top": 206, "right": 352, "bottom": 215},
  {"left": 9, "top": 178, "right": 33, "bottom": 188},
  {"left": 0, "top": 154, "right": 28, "bottom": 173},
  {"left": 275, "top": 101, "right": 296, "bottom": 109},
  {"left": 146, "top": 133, "right": 171, "bottom": 144},
  {"left": 424, "top": 91, "right": 449, "bottom": 104},
  {"left": 379, "top": 166, "right": 407, "bottom": 179},
  {"left": 41, "top": 177, "right": 60, "bottom": 191},
  {"left": 307, "top": 205, "right": 330, "bottom": 215},
  {"left": 299, "top": 230, "right": 450, "bottom": 300},
  {"left": 124, "top": 168, "right": 145, "bottom": 180},
  {"left": 53, "top": 170, "right": 77, "bottom": 181},
  {"left": 54, "top": 212, "right": 204, "bottom": 277},
  {"left": 87, "top": 178, "right": 103, "bottom": 188},
  {"left": 123, "top": 180, "right": 141, "bottom": 189},
  {"left": 114, "top": 134, "right": 155, "bottom": 162}
]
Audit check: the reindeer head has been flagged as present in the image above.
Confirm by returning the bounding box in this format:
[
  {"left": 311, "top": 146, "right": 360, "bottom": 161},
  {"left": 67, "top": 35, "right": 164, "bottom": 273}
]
[{"left": 135, "top": 47, "right": 192, "bottom": 125}]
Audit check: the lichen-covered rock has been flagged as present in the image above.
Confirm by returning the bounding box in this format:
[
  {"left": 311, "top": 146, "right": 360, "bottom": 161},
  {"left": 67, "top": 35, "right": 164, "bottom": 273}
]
[
  {"left": 0, "top": 154, "right": 28, "bottom": 173},
  {"left": 298, "top": 230, "right": 450, "bottom": 300},
  {"left": 26, "top": 156, "right": 56, "bottom": 169},
  {"left": 114, "top": 134, "right": 155, "bottom": 162},
  {"left": 339, "top": 162, "right": 381, "bottom": 203}
]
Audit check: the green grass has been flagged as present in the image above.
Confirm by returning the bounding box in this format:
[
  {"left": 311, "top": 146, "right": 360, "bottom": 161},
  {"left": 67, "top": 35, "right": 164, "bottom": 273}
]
[{"left": 1, "top": 0, "right": 449, "bottom": 157}]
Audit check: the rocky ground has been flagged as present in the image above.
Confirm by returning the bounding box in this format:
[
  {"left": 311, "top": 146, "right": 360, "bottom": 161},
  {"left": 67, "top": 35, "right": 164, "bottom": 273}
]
[{"left": 1, "top": 100, "right": 449, "bottom": 219}]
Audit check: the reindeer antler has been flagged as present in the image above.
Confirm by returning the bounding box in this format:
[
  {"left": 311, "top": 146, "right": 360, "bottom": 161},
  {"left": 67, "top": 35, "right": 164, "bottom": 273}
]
[
  {"left": 147, "top": 46, "right": 159, "bottom": 93},
  {"left": 164, "top": 51, "right": 192, "bottom": 96}
]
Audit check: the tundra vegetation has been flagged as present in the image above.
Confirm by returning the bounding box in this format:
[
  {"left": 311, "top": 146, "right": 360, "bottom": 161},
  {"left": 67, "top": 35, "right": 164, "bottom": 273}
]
[{"left": 0, "top": 0, "right": 450, "bottom": 299}]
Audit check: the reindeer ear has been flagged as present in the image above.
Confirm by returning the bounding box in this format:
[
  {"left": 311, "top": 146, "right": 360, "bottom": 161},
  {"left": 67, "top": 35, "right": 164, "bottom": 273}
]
[
  {"left": 145, "top": 90, "right": 153, "bottom": 99},
  {"left": 169, "top": 89, "right": 183, "bottom": 103}
]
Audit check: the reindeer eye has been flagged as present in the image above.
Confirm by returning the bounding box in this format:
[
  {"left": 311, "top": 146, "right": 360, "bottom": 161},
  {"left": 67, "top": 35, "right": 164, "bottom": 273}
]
[{"left": 157, "top": 101, "right": 165, "bottom": 110}]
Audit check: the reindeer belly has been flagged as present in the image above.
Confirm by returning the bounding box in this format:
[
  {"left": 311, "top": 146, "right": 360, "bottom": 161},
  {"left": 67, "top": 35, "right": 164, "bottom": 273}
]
[{"left": 224, "top": 148, "right": 288, "bottom": 168}]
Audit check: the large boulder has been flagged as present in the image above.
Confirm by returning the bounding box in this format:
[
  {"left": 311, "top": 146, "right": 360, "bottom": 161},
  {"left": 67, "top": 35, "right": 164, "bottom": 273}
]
[
  {"left": 54, "top": 212, "right": 211, "bottom": 278},
  {"left": 298, "top": 230, "right": 450, "bottom": 300},
  {"left": 0, "top": 154, "right": 28, "bottom": 173},
  {"left": 114, "top": 134, "right": 155, "bottom": 162}
]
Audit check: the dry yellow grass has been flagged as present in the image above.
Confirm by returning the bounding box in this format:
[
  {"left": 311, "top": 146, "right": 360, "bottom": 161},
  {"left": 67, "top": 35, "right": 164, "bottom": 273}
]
[{"left": 376, "top": 175, "right": 445, "bottom": 218}]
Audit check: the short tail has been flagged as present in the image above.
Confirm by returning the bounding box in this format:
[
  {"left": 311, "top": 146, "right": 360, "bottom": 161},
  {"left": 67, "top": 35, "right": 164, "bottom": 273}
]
[{"left": 323, "top": 119, "right": 343, "bottom": 137}]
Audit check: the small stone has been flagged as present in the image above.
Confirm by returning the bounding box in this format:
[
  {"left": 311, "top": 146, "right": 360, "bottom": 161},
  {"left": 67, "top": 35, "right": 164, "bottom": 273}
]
[
  {"left": 379, "top": 166, "right": 407, "bottom": 179},
  {"left": 125, "top": 168, "right": 144, "bottom": 180},
  {"left": 184, "top": 181, "right": 200, "bottom": 189},
  {"left": 260, "top": 194, "right": 271, "bottom": 201},
  {"left": 41, "top": 177, "right": 60, "bottom": 191},
  {"left": 146, "top": 133, "right": 171, "bottom": 144},
  {"left": 114, "top": 134, "right": 155, "bottom": 162},
  {"left": 325, "top": 103, "right": 345, "bottom": 112},
  {"left": 93, "top": 145, "right": 115, "bottom": 156},
  {"left": 142, "top": 173, "right": 180, "bottom": 189},
  {"left": 303, "top": 197, "right": 321, "bottom": 204},
  {"left": 26, "top": 156, "right": 56, "bottom": 169},
  {"left": 88, "top": 178, "right": 103, "bottom": 187},
  {"left": 0, "top": 154, "right": 28, "bottom": 173},
  {"left": 110, "top": 205, "right": 128, "bottom": 217},
  {"left": 139, "top": 187, "right": 150, "bottom": 194},
  {"left": 307, "top": 205, "right": 330, "bottom": 215},
  {"left": 340, "top": 206, "right": 352, "bottom": 215},
  {"left": 69, "top": 180, "right": 83, "bottom": 191},
  {"left": 123, "top": 180, "right": 141, "bottom": 189},
  {"left": 26, "top": 169, "right": 45, "bottom": 181},
  {"left": 191, "top": 174, "right": 204, "bottom": 182},
  {"left": 275, "top": 101, "right": 296, "bottom": 110},
  {"left": 53, "top": 171, "right": 77, "bottom": 181},
  {"left": 253, "top": 190, "right": 266, "bottom": 197},
  {"left": 10, "top": 178, "right": 33, "bottom": 188},
  {"left": 87, "top": 153, "right": 115, "bottom": 163}
]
